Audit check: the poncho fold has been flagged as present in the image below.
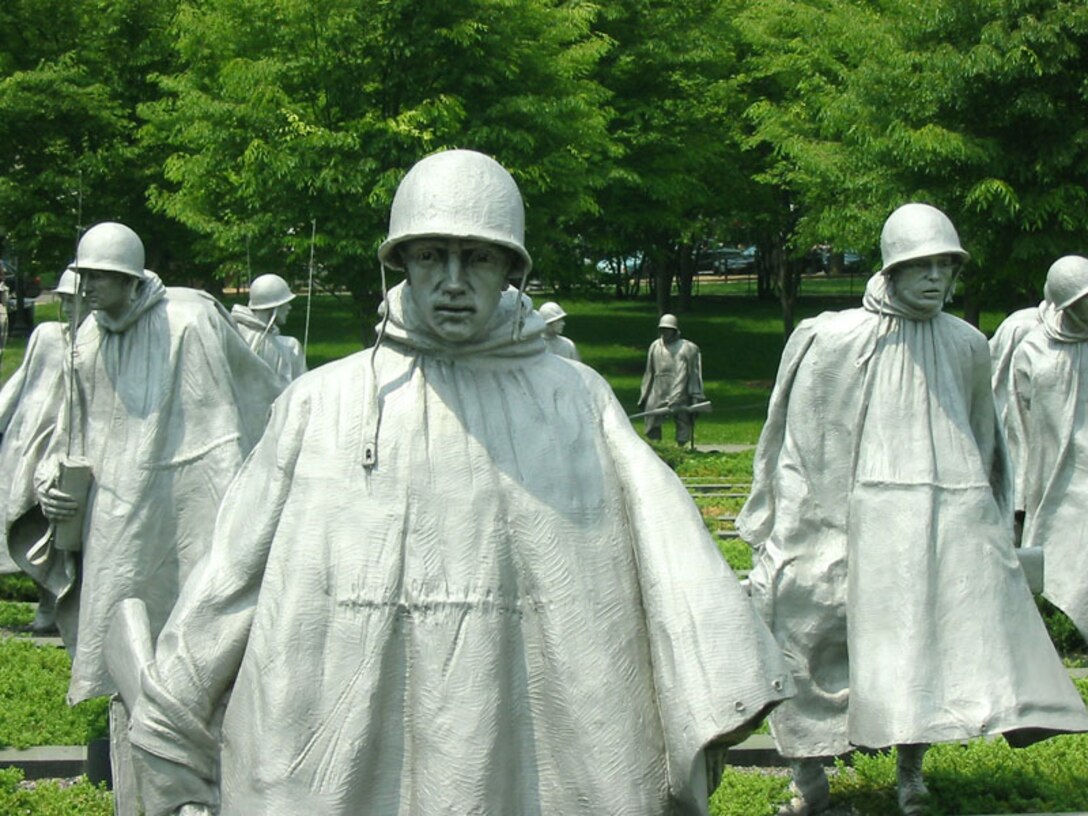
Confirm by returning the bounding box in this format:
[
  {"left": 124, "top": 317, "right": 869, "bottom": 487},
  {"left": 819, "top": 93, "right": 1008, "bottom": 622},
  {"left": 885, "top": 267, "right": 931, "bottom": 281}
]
[{"left": 129, "top": 282, "right": 792, "bottom": 816}]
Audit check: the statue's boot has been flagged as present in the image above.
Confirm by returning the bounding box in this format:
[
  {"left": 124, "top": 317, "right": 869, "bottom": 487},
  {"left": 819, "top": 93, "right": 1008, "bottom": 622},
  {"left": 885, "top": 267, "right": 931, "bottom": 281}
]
[
  {"left": 896, "top": 743, "right": 930, "bottom": 815},
  {"left": 778, "top": 758, "right": 830, "bottom": 815},
  {"left": 29, "top": 587, "right": 58, "bottom": 635}
]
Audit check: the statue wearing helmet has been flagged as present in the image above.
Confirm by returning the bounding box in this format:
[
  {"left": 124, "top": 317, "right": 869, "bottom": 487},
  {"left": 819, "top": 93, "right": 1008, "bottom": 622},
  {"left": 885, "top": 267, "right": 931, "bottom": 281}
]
[
  {"left": 10, "top": 221, "right": 284, "bottom": 814},
  {"left": 126, "top": 150, "right": 792, "bottom": 816},
  {"left": 537, "top": 300, "right": 580, "bottom": 361},
  {"left": 230, "top": 273, "right": 307, "bottom": 384},
  {"left": 1005, "top": 254, "right": 1088, "bottom": 653},
  {"left": 739, "top": 205, "right": 1088, "bottom": 816},
  {"left": 638, "top": 313, "right": 705, "bottom": 445},
  {"left": 0, "top": 266, "right": 88, "bottom": 634}
]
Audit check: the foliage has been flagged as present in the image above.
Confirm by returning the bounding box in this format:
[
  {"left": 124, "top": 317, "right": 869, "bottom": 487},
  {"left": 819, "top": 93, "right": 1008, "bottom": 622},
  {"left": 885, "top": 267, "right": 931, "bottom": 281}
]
[
  {"left": 0, "top": 574, "right": 38, "bottom": 602},
  {"left": 0, "top": 0, "right": 195, "bottom": 284},
  {"left": 1036, "top": 597, "right": 1088, "bottom": 662},
  {"left": 581, "top": 0, "right": 757, "bottom": 309},
  {"left": 0, "top": 639, "right": 109, "bottom": 748},
  {"left": 141, "top": 0, "right": 614, "bottom": 307},
  {"left": 0, "top": 601, "right": 35, "bottom": 628},
  {"left": 733, "top": 0, "right": 1088, "bottom": 313},
  {"left": 0, "top": 767, "right": 112, "bottom": 816}
]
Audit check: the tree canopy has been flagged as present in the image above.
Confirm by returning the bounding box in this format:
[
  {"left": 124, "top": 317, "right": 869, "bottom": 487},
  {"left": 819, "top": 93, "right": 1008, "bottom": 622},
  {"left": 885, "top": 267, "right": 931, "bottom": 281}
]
[{"left": 0, "top": 0, "right": 1085, "bottom": 318}]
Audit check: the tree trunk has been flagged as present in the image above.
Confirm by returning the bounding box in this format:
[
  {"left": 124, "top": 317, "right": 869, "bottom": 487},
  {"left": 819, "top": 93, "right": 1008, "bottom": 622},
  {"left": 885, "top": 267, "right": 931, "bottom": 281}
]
[
  {"left": 676, "top": 242, "right": 696, "bottom": 313},
  {"left": 649, "top": 256, "right": 672, "bottom": 316},
  {"left": 770, "top": 244, "right": 802, "bottom": 339}
]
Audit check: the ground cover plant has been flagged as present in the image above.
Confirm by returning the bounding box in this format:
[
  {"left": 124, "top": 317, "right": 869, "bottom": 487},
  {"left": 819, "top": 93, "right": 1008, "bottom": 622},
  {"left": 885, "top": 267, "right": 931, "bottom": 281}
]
[
  {"left": 0, "top": 638, "right": 108, "bottom": 748},
  {"left": 0, "top": 768, "right": 111, "bottom": 815}
]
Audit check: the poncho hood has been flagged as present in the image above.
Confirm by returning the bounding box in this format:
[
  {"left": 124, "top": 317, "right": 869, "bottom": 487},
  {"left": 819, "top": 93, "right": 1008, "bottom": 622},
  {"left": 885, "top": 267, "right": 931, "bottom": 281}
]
[
  {"left": 94, "top": 271, "right": 168, "bottom": 333},
  {"left": 378, "top": 282, "right": 546, "bottom": 359},
  {"left": 862, "top": 271, "right": 945, "bottom": 321},
  {"left": 230, "top": 304, "right": 279, "bottom": 337},
  {"left": 1040, "top": 301, "right": 1088, "bottom": 344}
]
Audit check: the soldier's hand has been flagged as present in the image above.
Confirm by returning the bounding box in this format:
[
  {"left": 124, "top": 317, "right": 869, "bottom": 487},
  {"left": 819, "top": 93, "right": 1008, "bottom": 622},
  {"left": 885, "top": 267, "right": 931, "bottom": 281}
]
[{"left": 38, "top": 485, "right": 80, "bottom": 521}]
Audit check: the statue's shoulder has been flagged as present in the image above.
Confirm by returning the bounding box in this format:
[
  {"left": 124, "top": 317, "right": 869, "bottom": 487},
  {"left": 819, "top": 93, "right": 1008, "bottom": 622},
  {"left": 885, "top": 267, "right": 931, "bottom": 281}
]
[
  {"left": 797, "top": 306, "right": 873, "bottom": 343},
  {"left": 27, "top": 320, "right": 67, "bottom": 350},
  {"left": 163, "top": 287, "right": 232, "bottom": 325}
]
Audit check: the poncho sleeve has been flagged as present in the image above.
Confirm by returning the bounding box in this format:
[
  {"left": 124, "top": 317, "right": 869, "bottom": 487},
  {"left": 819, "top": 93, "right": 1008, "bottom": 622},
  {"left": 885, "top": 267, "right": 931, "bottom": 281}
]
[
  {"left": 736, "top": 319, "right": 819, "bottom": 549},
  {"left": 594, "top": 372, "right": 793, "bottom": 811},
  {"left": 127, "top": 387, "right": 309, "bottom": 815},
  {"left": 966, "top": 328, "right": 1014, "bottom": 519},
  {"left": 1008, "top": 340, "right": 1037, "bottom": 515}
]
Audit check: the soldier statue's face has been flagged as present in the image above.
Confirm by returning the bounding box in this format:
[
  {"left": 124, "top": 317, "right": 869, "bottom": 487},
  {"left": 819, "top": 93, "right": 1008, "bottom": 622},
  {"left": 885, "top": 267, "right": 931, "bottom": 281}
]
[
  {"left": 81, "top": 268, "right": 138, "bottom": 319},
  {"left": 403, "top": 238, "right": 513, "bottom": 343},
  {"left": 1067, "top": 294, "right": 1088, "bottom": 327},
  {"left": 890, "top": 254, "right": 958, "bottom": 312}
]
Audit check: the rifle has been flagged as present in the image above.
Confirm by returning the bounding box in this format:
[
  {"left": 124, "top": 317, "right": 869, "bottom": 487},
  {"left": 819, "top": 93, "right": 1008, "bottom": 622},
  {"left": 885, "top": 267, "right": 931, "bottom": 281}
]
[{"left": 628, "top": 400, "right": 712, "bottom": 420}]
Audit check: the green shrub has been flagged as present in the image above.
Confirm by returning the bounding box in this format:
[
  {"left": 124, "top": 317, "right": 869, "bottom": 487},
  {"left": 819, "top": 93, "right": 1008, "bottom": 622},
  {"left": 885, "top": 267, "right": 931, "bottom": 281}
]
[
  {"left": 710, "top": 767, "right": 790, "bottom": 815},
  {"left": 0, "top": 600, "right": 35, "bottom": 628},
  {"left": 0, "top": 639, "right": 109, "bottom": 748},
  {"left": 0, "top": 574, "right": 38, "bottom": 602},
  {"left": 1036, "top": 597, "right": 1088, "bottom": 663},
  {"left": 0, "top": 766, "right": 112, "bottom": 815}
]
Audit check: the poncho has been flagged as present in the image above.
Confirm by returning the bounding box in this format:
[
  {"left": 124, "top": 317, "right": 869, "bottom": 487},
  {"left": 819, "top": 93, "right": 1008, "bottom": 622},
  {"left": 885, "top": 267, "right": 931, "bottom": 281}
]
[
  {"left": 738, "top": 274, "right": 1088, "bottom": 757},
  {"left": 129, "top": 282, "right": 792, "bottom": 816},
  {"left": 230, "top": 304, "right": 307, "bottom": 385},
  {"left": 1, "top": 322, "right": 68, "bottom": 574},
  {"left": 543, "top": 332, "right": 580, "bottom": 361},
  {"left": 1009, "top": 303, "right": 1088, "bottom": 641},
  {"left": 10, "top": 274, "right": 283, "bottom": 703},
  {"left": 990, "top": 304, "right": 1043, "bottom": 500}
]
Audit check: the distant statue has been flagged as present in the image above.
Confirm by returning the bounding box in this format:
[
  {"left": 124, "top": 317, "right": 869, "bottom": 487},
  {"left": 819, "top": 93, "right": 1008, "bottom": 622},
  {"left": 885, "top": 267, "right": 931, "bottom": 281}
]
[
  {"left": 0, "top": 268, "right": 84, "bottom": 633},
  {"left": 123, "top": 149, "right": 791, "bottom": 816},
  {"left": 638, "top": 314, "right": 705, "bottom": 445},
  {"left": 230, "top": 274, "right": 307, "bottom": 384},
  {"left": 538, "top": 301, "right": 580, "bottom": 361},
  {"left": 738, "top": 203, "right": 1088, "bottom": 816},
  {"left": 1007, "top": 255, "right": 1088, "bottom": 646}
]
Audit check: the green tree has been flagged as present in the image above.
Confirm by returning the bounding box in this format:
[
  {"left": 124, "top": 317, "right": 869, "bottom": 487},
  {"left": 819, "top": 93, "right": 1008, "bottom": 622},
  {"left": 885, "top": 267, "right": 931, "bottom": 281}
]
[
  {"left": 734, "top": 0, "right": 1088, "bottom": 326},
  {"left": 0, "top": 0, "right": 186, "bottom": 284},
  {"left": 141, "top": 0, "right": 614, "bottom": 311},
  {"left": 583, "top": 0, "right": 758, "bottom": 315}
]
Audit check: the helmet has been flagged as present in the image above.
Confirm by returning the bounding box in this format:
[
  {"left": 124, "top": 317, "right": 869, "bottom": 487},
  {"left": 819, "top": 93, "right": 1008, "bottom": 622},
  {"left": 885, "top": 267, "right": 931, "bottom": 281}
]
[
  {"left": 658, "top": 314, "right": 679, "bottom": 330},
  {"left": 378, "top": 150, "right": 532, "bottom": 275},
  {"left": 75, "top": 222, "right": 146, "bottom": 278},
  {"left": 538, "top": 301, "right": 567, "bottom": 323},
  {"left": 55, "top": 266, "right": 80, "bottom": 296},
  {"left": 249, "top": 273, "right": 296, "bottom": 310},
  {"left": 879, "top": 203, "right": 969, "bottom": 274},
  {"left": 1043, "top": 255, "right": 1088, "bottom": 310}
]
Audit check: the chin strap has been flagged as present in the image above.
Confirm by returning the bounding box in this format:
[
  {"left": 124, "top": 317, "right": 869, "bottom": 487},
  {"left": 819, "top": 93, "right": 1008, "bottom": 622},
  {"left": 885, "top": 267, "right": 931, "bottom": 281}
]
[
  {"left": 511, "top": 264, "right": 531, "bottom": 342},
  {"left": 362, "top": 261, "right": 391, "bottom": 470}
]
